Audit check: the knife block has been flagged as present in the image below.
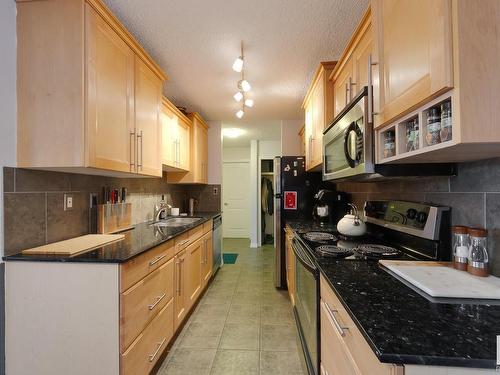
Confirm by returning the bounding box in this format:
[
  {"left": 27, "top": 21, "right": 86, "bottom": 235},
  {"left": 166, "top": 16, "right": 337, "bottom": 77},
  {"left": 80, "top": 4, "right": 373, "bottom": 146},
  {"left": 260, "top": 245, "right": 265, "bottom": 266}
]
[{"left": 97, "top": 203, "right": 133, "bottom": 234}]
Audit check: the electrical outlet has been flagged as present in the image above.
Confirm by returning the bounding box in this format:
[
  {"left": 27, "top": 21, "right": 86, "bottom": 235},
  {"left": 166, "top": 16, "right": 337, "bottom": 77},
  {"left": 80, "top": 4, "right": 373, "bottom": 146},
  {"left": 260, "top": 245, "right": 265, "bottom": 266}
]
[
  {"left": 64, "top": 194, "right": 74, "bottom": 211},
  {"left": 213, "top": 187, "right": 219, "bottom": 196}
]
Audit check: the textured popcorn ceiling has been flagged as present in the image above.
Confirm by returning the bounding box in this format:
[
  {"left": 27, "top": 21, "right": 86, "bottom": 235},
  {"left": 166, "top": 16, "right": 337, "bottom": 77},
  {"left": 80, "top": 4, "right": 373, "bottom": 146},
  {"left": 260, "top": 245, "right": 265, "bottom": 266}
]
[{"left": 103, "top": 0, "right": 368, "bottom": 122}]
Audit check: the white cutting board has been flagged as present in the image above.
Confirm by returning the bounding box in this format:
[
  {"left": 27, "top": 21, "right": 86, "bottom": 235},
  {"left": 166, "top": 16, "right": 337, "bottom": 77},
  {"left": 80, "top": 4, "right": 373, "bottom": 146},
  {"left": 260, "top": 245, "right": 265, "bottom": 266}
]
[
  {"left": 22, "top": 234, "right": 125, "bottom": 256},
  {"left": 380, "top": 260, "right": 500, "bottom": 299}
]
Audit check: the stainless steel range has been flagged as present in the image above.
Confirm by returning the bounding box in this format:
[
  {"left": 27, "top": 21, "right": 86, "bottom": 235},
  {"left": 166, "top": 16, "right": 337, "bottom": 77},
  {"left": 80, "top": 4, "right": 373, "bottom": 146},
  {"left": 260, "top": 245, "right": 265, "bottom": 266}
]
[{"left": 291, "top": 200, "right": 451, "bottom": 375}]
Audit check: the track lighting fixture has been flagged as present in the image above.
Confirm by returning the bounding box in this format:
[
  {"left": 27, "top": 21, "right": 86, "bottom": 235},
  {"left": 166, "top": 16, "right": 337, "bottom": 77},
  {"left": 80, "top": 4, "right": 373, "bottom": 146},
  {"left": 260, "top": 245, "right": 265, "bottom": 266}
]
[{"left": 232, "top": 41, "right": 254, "bottom": 119}]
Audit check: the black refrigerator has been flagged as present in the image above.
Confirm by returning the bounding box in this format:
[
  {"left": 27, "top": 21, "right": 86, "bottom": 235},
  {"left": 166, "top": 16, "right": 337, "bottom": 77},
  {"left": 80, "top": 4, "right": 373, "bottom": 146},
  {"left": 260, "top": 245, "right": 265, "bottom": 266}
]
[{"left": 273, "top": 156, "right": 321, "bottom": 288}]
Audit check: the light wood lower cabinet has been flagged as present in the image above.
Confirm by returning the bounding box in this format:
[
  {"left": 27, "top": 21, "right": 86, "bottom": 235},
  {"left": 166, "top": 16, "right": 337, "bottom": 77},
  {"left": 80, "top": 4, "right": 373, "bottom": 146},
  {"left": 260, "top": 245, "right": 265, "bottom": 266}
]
[
  {"left": 320, "top": 275, "right": 403, "bottom": 375},
  {"left": 121, "top": 299, "right": 174, "bottom": 375},
  {"left": 174, "top": 248, "right": 187, "bottom": 331},
  {"left": 202, "top": 231, "right": 213, "bottom": 288},
  {"left": 185, "top": 240, "right": 203, "bottom": 310},
  {"left": 120, "top": 259, "right": 174, "bottom": 351},
  {"left": 285, "top": 226, "right": 296, "bottom": 305}
]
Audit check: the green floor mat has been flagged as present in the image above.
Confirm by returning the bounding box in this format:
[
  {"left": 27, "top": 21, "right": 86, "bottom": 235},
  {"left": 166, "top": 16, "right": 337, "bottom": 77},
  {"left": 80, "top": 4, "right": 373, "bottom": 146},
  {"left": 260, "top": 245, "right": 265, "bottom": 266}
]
[{"left": 223, "top": 253, "right": 238, "bottom": 264}]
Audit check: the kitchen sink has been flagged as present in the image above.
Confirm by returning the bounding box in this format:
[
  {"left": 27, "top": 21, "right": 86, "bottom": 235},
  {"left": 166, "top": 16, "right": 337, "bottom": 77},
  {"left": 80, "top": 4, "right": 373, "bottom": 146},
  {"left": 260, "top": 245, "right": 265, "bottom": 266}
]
[{"left": 151, "top": 217, "right": 203, "bottom": 227}]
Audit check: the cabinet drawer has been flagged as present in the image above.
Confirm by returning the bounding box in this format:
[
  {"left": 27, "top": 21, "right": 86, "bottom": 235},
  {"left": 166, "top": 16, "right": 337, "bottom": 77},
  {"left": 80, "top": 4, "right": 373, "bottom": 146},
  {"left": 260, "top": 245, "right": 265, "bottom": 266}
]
[
  {"left": 189, "top": 224, "right": 204, "bottom": 242},
  {"left": 320, "top": 275, "right": 400, "bottom": 375},
  {"left": 120, "top": 240, "right": 174, "bottom": 292},
  {"left": 175, "top": 233, "right": 190, "bottom": 253},
  {"left": 121, "top": 299, "right": 174, "bottom": 375},
  {"left": 203, "top": 220, "right": 212, "bottom": 234},
  {"left": 121, "top": 259, "right": 174, "bottom": 352}
]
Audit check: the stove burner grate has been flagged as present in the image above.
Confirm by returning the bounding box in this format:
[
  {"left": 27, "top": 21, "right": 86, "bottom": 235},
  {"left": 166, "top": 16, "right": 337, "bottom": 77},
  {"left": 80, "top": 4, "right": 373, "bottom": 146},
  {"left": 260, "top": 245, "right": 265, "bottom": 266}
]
[
  {"left": 356, "top": 244, "right": 401, "bottom": 258},
  {"left": 316, "top": 245, "right": 353, "bottom": 259},
  {"left": 303, "top": 232, "right": 337, "bottom": 242}
]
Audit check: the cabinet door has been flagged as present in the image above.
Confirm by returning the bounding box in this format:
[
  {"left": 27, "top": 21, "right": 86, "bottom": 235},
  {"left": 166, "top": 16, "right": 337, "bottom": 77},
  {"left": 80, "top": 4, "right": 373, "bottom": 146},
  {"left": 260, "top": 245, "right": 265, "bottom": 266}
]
[
  {"left": 85, "top": 5, "right": 135, "bottom": 173},
  {"left": 178, "top": 117, "right": 191, "bottom": 171},
  {"left": 185, "top": 239, "right": 202, "bottom": 310},
  {"left": 201, "top": 232, "right": 213, "bottom": 288},
  {"left": 351, "top": 24, "right": 373, "bottom": 98},
  {"left": 372, "top": 0, "right": 453, "bottom": 128},
  {"left": 311, "top": 83, "right": 325, "bottom": 167},
  {"left": 135, "top": 56, "right": 162, "bottom": 177},
  {"left": 193, "top": 121, "right": 208, "bottom": 183},
  {"left": 333, "top": 56, "right": 354, "bottom": 118},
  {"left": 304, "top": 101, "right": 314, "bottom": 171},
  {"left": 174, "top": 250, "right": 186, "bottom": 331},
  {"left": 161, "top": 102, "right": 177, "bottom": 168},
  {"left": 320, "top": 300, "right": 360, "bottom": 375}
]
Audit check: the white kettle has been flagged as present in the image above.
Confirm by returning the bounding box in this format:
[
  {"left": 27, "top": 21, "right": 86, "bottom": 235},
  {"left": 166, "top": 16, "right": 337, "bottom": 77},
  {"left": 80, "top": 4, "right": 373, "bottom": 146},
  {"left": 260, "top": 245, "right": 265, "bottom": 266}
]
[{"left": 337, "top": 203, "right": 367, "bottom": 237}]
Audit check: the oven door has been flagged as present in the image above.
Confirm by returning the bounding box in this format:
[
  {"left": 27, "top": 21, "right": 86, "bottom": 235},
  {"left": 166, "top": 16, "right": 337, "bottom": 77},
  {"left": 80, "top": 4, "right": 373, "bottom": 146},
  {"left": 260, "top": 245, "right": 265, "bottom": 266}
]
[
  {"left": 292, "top": 237, "right": 319, "bottom": 375},
  {"left": 323, "top": 87, "right": 374, "bottom": 181}
]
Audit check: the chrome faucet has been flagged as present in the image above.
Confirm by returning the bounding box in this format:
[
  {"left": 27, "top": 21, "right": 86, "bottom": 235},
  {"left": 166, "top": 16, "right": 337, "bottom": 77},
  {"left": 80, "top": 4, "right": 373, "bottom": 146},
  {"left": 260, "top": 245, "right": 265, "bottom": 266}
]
[{"left": 154, "top": 195, "right": 172, "bottom": 221}]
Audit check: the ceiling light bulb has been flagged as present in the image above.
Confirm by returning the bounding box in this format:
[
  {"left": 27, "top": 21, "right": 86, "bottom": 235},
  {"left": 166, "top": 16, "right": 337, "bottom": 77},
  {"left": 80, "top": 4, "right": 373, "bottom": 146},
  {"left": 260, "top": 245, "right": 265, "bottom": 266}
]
[
  {"left": 236, "top": 109, "right": 245, "bottom": 119},
  {"left": 238, "top": 79, "right": 251, "bottom": 92},
  {"left": 232, "top": 57, "right": 244, "bottom": 72},
  {"left": 233, "top": 91, "right": 243, "bottom": 102},
  {"left": 244, "top": 99, "right": 254, "bottom": 108}
]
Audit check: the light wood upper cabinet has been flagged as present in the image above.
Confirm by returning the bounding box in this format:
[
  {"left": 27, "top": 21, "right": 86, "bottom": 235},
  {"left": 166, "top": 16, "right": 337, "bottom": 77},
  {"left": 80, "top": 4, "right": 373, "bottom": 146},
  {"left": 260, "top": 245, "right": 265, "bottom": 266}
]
[
  {"left": 134, "top": 56, "right": 163, "bottom": 177},
  {"left": 302, "top": 62, "right": 336, "bottom": 171},
  {"left": 86, "top": 5, "right": 135, "bottom": 174},
  {"left": 161, "top": 97, "right": 191, "bottom": 171},
  {"left": 372, "top": 0, "right": 453, "bottom": 129},
  {"left": 299, "top": 126, "right": 306, "bottom": 157},
  {"left": 16, "top": 0, "right": 167, "bottom": 177},
  {"left": 331, "top": 8, "right": 372, "bottom": 119},
  {"left": 167, "top": 112, "right": 209, "bottom": 184}
]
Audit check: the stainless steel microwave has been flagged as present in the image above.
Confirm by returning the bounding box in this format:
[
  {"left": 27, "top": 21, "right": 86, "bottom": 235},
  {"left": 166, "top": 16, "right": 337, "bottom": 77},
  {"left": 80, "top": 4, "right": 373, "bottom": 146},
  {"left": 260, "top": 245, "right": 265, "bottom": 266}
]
[{"left": 323, "top": 87, "right": 374, "bottom": 181}]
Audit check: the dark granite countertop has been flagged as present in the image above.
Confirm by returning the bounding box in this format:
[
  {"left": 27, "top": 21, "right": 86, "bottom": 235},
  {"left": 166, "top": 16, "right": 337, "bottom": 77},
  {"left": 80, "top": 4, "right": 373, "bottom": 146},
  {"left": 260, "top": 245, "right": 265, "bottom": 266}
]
[
  {"left": 4, "top": 212, "right": 221, "bottom": 264},
  {"left": 287, "top": 219, "right": 500, "bottom": 369}
]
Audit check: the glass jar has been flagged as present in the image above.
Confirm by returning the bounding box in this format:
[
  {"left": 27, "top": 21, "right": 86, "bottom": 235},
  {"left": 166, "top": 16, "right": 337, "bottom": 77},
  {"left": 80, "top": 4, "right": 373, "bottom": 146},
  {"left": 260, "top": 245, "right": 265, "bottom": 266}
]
[
  {"left": 452, "top": 225, "right": 469, "bottom": 271},
  {"left": 467, "top": 227, "right": 489, "bottom": 277},
  {"left": 426, "top": 107, "right": 441, "bottom": 146},
  {"left": 440, "top": 101, "right": 452, "bottom": 142},
  {"left": 405, "top": 119, "right": 419, "bottom": 152},
  {"left": 383, "top": 130, "right": 395, "bottom": 158}
]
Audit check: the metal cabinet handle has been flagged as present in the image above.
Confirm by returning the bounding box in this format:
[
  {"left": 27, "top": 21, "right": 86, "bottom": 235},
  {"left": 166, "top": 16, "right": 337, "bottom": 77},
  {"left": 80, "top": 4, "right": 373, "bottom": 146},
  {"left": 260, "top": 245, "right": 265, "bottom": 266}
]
[
  {"left": 345, "top": 82, "right": 349, "bottom": 105},
  {"left": 149, "top": 254, "right": 166, "bottom": 267},
  {"left": 179, "top": 239, "right": 190, "bottom": 246},
  {"left": 176, "top": 140, "right": 180, "bottom": 166},
  {"left": 148, "top": 293, "right": 166, "bottom": 310},
  {"left": 137, "top": 130, "right": 143, "bottom": 170},
  {"left": 322, "top": 300, "right": 349, "bottom": 337},
  {"left": 176, "top": 259, "right": 182, "bottom": 295},
  {"left": 367, "top": 54, "right": 379, "bottom": 120},
  {"left": 149, "top": 337, "right": 166, "bottom": 362},
  {"left": 172, "top": 140, "right": 176, "bottom": 165},
  {"left": 348, "top": 77, "right": 356, "bottom": 100},
  {"left": 130, "top": 130, "right": 136, "bottom": 171}
]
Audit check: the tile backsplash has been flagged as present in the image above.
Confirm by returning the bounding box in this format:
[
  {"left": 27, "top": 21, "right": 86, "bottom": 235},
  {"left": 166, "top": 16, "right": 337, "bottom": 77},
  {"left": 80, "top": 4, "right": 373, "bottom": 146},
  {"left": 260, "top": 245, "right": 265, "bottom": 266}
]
[
  {"left": 336, "top": 157, "right": 500, "bottom": 276},
  {"left": 3, "top": 168, "right": 221, "bottom": 256}
]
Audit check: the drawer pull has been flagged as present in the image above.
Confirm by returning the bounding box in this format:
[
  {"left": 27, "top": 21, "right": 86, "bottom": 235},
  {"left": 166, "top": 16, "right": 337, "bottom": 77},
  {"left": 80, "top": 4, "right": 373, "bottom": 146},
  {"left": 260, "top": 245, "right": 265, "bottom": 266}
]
[
  {"left": 179, "top": 239, "right": 190, "bottom": 246},
  {"left": 149, "top": 254, "right": 166, "bottom": 267},
  {"left": 148, "top": 293, "right": 166, "bottom": 310},
  {"left": 322, "top": 300, "right": 349, "bottom": 337},
  {"left": 148, "top": 337, "right": 166, "bottom": 362}
]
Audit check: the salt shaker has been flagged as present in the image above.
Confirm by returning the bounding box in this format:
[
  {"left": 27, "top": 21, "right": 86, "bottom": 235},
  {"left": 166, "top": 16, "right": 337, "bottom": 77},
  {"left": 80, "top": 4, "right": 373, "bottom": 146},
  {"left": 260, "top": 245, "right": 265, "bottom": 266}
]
[
  {"left": 467, "top": 227, "right": 489, "bottom": 277},
  {"left": 452, "top": 225, "right": 469, "bottom": 271}
]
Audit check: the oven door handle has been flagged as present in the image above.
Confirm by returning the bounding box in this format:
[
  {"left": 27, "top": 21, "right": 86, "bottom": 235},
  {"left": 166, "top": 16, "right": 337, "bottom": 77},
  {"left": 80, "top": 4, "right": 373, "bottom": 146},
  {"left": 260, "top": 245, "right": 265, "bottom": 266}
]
[{"left": 291, "top": 238, "right": 316, "bottom": 272}]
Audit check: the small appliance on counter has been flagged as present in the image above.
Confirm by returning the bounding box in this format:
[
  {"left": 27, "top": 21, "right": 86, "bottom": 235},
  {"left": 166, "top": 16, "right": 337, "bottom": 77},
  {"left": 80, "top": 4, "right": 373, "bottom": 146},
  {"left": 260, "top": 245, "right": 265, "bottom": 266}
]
[
  {"left": 312, "top": 189, "right": 349, "bottom": 225},
  {"left": 336, "top": 203, "right": 366, "bottom": 237}
]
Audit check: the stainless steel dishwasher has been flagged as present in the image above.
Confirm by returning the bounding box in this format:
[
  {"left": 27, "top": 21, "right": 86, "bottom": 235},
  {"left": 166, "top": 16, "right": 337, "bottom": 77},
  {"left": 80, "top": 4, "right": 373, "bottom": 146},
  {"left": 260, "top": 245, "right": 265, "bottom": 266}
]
[{"left": 212, "top": 214, "right": 222, "bottom": 270}]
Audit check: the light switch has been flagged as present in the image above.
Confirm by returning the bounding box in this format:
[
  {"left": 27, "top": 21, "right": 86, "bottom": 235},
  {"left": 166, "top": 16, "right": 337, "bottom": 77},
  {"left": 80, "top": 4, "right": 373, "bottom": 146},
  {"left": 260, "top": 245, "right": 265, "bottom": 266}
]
[{"left": 64, "top": 194, "right": 73, "bottom": 211}]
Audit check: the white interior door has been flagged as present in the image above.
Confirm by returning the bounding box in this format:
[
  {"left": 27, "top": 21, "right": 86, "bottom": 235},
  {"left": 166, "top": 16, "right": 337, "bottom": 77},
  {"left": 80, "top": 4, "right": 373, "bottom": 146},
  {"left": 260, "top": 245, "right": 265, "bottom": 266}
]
[{"left": 222, "top": 162, "right": 250, "bottom": 238}]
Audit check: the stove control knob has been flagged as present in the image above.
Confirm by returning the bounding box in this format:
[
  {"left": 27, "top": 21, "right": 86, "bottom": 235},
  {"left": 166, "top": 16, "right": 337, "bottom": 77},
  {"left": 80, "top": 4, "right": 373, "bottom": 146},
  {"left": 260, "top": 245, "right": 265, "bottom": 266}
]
[
  {"left": 406, "top": 208, "right": 417, "bottom": 220},
  {"left": 416, "top": 211, "right": 428, "bottom": 224}
]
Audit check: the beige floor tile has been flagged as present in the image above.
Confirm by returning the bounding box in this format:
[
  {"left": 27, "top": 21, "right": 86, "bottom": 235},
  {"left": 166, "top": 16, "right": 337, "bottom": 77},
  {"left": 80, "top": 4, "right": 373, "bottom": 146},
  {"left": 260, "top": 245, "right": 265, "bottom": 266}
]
[
  {"left": 178, "top": 320, "right": 225, "bottom": 349},
  {"left": 219, "top": 321, "right": 260, "bottom": 350},
  {"left": 260, "top": 350, "right": 305, "bottom": 375},
  {"left": 210, "top": 350, "right": 259, "bottom": 375},
  {"left": 227, "top": 303, "right": 261, "bottom": 324},
  {"left": 160, "top": 348, "right": 217, "bottom": 375},
  {"left": 260, "top": 323, "right": 299, "bottom": 351},
  {"left": 261, "top": 304, "right": 294, "bottom": 325}
]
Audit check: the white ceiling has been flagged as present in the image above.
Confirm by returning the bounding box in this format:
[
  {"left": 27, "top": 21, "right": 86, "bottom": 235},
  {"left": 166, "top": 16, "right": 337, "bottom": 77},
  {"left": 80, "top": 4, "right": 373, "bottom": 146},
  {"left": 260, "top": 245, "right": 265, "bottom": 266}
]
[
  {"left": 103, "top": 0, "right": 368, "bottom": 122},
  {"left": 222, "top": 121, "right": 282, "bottom": 148}
]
